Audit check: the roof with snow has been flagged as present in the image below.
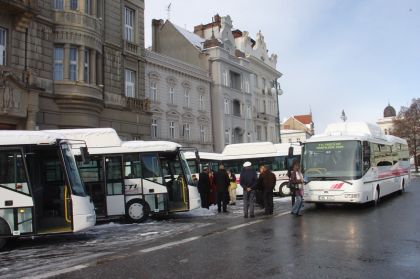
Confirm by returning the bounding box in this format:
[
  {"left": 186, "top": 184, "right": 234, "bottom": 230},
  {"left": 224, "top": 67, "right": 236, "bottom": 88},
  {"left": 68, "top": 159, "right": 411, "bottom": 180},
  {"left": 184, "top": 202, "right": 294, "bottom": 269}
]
[
  {"left": 0, "top": 130, "right": 64, "bottom": 145},
  {"left": 172, "top": 23, "right": 205, "bottom": 50}
]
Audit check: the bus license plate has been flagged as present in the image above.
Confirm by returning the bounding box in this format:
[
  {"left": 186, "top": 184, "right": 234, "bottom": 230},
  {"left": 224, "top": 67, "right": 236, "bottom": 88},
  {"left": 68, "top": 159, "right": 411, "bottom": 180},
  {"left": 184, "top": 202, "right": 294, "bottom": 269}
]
[{"left": 319, "top": 196, "right": 334, "bottom": 201}]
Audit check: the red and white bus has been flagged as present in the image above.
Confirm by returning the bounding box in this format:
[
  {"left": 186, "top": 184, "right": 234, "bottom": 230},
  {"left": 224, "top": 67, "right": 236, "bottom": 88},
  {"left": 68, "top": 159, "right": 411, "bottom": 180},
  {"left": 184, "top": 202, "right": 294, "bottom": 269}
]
[{"left": 302, "top": 122, "right": 411, "bottom": 206}]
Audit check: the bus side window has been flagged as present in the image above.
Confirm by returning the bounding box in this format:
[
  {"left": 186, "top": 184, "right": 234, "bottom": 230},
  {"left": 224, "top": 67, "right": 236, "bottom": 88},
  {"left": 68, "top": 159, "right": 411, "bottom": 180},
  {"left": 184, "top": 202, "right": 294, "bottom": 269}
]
[
  {"left": 124, "top": 154, "right": 142, "bottom": 178},
  {"left": 0, "top": 150, "right": 29, "bottom": 194},
  {"left": 362, "top": 141, "right": 371, "bottom": 173}
]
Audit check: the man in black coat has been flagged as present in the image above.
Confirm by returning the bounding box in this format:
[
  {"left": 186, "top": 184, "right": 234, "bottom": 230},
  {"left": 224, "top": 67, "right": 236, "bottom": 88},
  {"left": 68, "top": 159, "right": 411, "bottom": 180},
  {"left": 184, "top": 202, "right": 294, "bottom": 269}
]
[
  {"left": 213, "top": 164, "right": 230, "bottom": 213},
  {"left": 197, "top": 167, "right": 210, "bottom": 209},
  {"left": 257, "top": 165, "right": 277, "bottom": 215}
]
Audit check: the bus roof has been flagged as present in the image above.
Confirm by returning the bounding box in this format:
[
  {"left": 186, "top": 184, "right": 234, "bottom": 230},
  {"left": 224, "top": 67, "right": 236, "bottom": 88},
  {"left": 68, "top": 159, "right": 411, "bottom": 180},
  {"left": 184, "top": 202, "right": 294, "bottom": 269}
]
[
  {"left": 274, "top": 143, "right": 302, "bottom": 155},
  {"left": 43, "top": 128, "right": 122, "bottom": 148},
  {"left": 385, "top": 135, "right": 407, "bottom": 145},
  {"left": 222, "top": 142, "right": 278, "bottom": 156},
  {"left": 0, "top": 130, "right": 64, "bottom": 146},
  {"left": 308, "top": 122, "right": 389, "bottom": 143}
]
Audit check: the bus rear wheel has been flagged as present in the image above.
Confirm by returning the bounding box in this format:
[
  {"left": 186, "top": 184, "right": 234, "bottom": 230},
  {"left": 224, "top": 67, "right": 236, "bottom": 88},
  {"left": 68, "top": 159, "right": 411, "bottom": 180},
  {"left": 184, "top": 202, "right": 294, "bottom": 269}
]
[
  {"left": 399, "top": 180, "right": 405, "bottom": 195},
  {"left": 0, "top": 218, "right": 11, "bottom": 250},
  {"left": 279, "top": 182, "right": 291, "bottom": 197},
  {"left": 126, "top": 199, "right": 150, "bottom": 223}
]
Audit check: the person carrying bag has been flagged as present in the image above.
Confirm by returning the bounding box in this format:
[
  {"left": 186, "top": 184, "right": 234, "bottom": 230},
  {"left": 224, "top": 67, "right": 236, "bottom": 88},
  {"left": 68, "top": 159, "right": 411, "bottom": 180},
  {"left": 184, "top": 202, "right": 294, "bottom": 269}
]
[{"left": 290, "top": 160, "right": 304, "bottom": 216}]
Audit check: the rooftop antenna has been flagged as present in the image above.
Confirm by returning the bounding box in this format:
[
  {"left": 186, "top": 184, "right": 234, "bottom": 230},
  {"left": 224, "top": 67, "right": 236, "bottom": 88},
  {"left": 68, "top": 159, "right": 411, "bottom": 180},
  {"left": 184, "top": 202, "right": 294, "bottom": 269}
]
[{"left": 166, "top": 3, "right": 172, "bottom": 20}]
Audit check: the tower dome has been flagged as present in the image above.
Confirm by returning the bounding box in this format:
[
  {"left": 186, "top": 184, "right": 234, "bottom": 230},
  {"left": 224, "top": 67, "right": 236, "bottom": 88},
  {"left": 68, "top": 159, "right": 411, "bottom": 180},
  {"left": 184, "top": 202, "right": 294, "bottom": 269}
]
[{"left": 383, "top": 104, "right": 396, "bottom": 118}]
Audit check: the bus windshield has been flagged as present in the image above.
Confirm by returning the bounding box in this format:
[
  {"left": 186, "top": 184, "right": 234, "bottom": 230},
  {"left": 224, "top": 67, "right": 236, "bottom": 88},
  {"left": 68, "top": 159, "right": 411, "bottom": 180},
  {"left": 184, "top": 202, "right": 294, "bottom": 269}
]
[
  {"left": 303, "top": 140, "right": 362, "bottom": 180},
  {"left": 61, "top": 143, "right": 88, "bottom": 196}
]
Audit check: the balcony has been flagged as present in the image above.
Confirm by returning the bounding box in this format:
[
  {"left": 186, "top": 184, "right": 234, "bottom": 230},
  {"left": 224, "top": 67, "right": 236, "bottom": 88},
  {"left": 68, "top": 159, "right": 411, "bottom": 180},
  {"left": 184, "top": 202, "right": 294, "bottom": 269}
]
[
  {"left": 124, "top": 40, "right": 140, "bottom": 56},
  {"left": 1, "top": 0, "right": 39, "bottom": 32},
  {"left": 127, "top": 97, "right": 150, "bottom": 112},
  {"left": 104, "top": 93, "right": 150, "bottom": 113},
  {"left": 53, "top": 10, "right": 102, "bottom": 36}
]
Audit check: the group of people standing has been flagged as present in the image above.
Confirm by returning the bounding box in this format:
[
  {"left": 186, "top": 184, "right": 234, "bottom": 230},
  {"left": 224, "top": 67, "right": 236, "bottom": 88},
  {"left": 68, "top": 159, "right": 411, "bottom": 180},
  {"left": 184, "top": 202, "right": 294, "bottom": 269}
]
[
  {"left": 197, "top": 161, "right": 277, "bottom": 217},
  {"left": 197, "top": 165, "right": 237, "bottom": 211},
  {"left": 197, "top": 156, "right": 304, "bottom": 217}
]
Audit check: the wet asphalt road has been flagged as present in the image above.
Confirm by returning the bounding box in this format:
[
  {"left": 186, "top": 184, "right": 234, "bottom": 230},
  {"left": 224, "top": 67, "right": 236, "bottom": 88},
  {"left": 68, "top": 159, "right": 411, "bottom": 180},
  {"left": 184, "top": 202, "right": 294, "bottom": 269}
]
[{"left": 58, "top": 177, "right": 420, "bottom": 279}]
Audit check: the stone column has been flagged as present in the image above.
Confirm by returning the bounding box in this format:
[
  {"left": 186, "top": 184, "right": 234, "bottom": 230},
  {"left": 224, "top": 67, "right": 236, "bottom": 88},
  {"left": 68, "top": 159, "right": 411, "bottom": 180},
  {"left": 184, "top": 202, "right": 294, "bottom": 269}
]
[
  {"left": 78, "top": 0, "right": 85, "bottom": 13},
  {"left": 78, "top": 46, "right": 84, "bottom": 82},
  {"left": 89, "top": 49, "right": 96, "bottom": 85},
  {"left": 91, "top": 0, "right": 97, "bottom": 17},
  {"left": 96, "top": 52, "right": 103, "bottom": 86},
  {"left": 63, "top": 44, "right": 70, "bottom": 81}
]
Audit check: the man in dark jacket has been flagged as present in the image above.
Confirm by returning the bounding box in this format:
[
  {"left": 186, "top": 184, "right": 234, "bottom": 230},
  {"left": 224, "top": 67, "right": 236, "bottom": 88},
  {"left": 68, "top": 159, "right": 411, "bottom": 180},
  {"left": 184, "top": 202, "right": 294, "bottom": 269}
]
[
  {"left": 213, "top": 164, "right": 230, "bottom": 213},
  {"left": 197, "top": 167, "right": 210, "bottom": 209},
  {"left": 240, "top": 161, "right": 258, "bottom": 218},
  {"left": 257, "top": 165, "right": 277, "bottom": 215}
]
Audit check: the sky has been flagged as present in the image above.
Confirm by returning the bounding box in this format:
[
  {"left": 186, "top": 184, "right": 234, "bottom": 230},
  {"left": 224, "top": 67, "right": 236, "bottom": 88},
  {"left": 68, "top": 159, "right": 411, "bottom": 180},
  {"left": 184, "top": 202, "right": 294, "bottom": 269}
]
[{"left": 144, "top": 0, "right": 420, "bottom": 133}]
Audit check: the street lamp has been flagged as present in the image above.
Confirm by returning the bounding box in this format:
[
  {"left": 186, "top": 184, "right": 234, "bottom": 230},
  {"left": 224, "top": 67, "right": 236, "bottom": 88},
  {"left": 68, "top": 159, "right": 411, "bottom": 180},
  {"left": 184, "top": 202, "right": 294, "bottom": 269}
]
[{"left": 271, "top": 79, "right": 283, "bottom": 143}]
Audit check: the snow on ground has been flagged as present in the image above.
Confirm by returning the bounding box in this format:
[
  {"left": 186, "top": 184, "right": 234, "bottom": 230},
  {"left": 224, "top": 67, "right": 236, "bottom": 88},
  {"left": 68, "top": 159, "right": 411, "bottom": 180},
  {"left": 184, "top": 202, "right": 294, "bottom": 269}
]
[{"left": 0, "top": 196, "right": 293, "bottom": 279}]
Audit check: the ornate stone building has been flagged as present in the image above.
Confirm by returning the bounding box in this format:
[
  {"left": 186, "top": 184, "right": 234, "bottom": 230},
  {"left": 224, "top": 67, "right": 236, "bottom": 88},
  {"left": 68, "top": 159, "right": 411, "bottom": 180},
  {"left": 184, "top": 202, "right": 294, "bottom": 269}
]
[
  {"left": 145, "top": 50, "right": 213, "bottom": 151},
  {"left": 0, "top": 0, "right": 150, "bottom": 139},
  {"left": 152, "top": 14, "right": 281, "bottom": 152},
  {"left": 377, "top": 103, "right": 397, "bottom": 135}
]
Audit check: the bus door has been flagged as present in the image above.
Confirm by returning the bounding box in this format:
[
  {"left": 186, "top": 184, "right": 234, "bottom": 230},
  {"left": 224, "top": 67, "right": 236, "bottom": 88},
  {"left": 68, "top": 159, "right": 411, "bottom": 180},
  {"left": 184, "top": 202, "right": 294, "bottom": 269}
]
[
  {"left": 78, "top": 156, "right": 107, "bottom": 218},
  {"left": 27, "top": 146, "right": 73, "bottom": 234},
  {"left": 104, "top": 155, "right": 125, "bottom": 216},
  {"left": 160, "top": 153, "right": 189, "bottom": 212}
]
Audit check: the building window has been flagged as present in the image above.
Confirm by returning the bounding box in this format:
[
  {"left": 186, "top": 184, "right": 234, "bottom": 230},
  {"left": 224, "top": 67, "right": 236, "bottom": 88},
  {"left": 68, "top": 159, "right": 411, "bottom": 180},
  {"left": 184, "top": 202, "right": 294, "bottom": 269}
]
[
  {"left": 230, "top": 71, "right": 241, "bottom": 90},
  {"left": 264, "top": 126, "right": 268, "bottom": 140},
  {"left": 263, "top": 100, "right": 267, "bottom": 113},
  {"left": 247, "top": 105, "right": 252, "bottom": 119},
  {"left": 200, "top": 125, "right": 205, "bottom": 143},
  {"left": 125, "top": 69, "right": 135, "bottom": 98},
  {"left": 151, "top": 119, "right": 158, "bottom": 139},
  {"left": 199, "top": 94, "right": 204, "bottom": 110},
  {"left": 169, "top": 121, "right": 175, "bottom": 139},
  {"left": 53, "top": 0, "right": 64, "bottom": 10},
  {"left": 257, "top": 126, "right": 262, "bottom": 141},
  {"left": 183, "top": 124, "right": 190, "bottom": 140},
  {"left": 124, "top": 7, "right": 135, "bottom": 42},
  {"left": 150, "top": 81, "right": 157, "bottom": 101},
  {"left": 222, "top": 70, "right": 228, "bottom": 86},
  {"left": 184, "top": 89, "right": 190, "bottom": 108},
  {"left": 270, "top": 127, "right": 275, "bottom": 141},
  {"left": 0, "top": 28, "right": 5, "bottom": 66},
  {"left": 53, "top": 47, "right": 63, "bottom": 80},
  {"left": 69, "top": 47, "right": 78, "bottom": 81},
  {"left": 85, "top": 0, "right": 91, "bottom": 14},
  {"left": 244, "top": 77, "right": 250, "bottom": 93},
  {"left": 70, "top": 0, "right": 78, "bottom": 10},
  {"left": 232, "top": 100, "right": 241, "bottom": 117},
  {"left": 247, "top": 132, "right": 252, "bottom": 143},
  {"left": 83, "top": 49, "right": 89, "bottom": 83},
  {"left": 169, "top": 86, "right": 175, "bottom": 104},
  {"left": 262, "top": 77, "right": 266, "bottom": 93},
  {"left": 224, "top": 98, "right": 230, "bottom": 115},
  {"left": 225, "top": 129, "right": 230, "bottom": 145}
]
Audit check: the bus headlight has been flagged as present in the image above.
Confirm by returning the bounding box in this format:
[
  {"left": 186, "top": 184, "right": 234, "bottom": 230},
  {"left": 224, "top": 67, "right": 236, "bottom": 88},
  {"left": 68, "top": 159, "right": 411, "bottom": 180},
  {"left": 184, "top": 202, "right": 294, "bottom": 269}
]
[{"left": 344, "top": 193, "right": 360, "bottom": 199}]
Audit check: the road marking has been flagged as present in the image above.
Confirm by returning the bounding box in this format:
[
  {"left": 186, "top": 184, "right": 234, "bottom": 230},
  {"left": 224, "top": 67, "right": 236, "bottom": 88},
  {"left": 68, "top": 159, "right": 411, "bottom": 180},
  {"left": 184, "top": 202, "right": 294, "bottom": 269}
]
[
  {"left": 139, "top": 211, "right": 290, "bottom": 254},
  {"left": 27, "top": 265, "right": 88, "bottom": 279},
  {"left": 139, "top": 236, "right": 201, "bottom": 253}
]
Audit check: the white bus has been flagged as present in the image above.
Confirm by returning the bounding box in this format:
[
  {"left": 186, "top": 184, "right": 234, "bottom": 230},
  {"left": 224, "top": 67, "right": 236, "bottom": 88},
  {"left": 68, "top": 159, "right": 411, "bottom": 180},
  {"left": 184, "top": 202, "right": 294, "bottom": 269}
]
[
  {"left": 302, "top": 122, "right": 411, "bottom": 206},
  {"left": 45, "top": 128, "right": 201, "bottom": 223},
  {"left": 0, "top": 131, "right": 96, "bottom": 250},
  {"left": 221, "top": 142, "right": 301, "bottom": 196}
]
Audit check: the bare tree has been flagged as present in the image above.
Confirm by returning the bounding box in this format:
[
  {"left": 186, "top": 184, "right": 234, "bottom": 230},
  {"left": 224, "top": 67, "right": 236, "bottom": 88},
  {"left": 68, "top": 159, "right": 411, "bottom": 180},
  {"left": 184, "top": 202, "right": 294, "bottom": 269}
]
[{"left": 393, "top": 98, "right": 420, "bottom": 172}]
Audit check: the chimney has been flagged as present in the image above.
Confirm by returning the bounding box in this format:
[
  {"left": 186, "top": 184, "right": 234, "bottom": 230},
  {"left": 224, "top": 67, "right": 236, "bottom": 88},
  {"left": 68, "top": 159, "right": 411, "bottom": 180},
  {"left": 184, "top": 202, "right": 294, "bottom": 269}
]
[{"left": 152, "top": 19, "right": 164, "bottom": 52}]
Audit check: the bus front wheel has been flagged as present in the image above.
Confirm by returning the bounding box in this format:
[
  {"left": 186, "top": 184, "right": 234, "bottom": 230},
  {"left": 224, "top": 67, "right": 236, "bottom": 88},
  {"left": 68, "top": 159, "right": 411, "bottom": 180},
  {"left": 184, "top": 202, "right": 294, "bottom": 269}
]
[
  {"left": 126, "top": 199, "right": 150, "bottom": 223},
  {"left": 373, "top": 187, "right": 380, "bottom": 206},
  {"left": 279, "top": 182, "right": 291, "bottom": 197},
  {"left": 0, "top": 218, "right": 11, "bottom": 250}
]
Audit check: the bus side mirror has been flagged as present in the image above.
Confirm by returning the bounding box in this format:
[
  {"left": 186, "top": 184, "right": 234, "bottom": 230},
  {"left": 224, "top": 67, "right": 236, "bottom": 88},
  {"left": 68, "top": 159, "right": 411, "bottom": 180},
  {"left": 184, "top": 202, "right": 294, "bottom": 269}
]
[{"left": 80, "top": 147, "right": 90, "bottom": 164}]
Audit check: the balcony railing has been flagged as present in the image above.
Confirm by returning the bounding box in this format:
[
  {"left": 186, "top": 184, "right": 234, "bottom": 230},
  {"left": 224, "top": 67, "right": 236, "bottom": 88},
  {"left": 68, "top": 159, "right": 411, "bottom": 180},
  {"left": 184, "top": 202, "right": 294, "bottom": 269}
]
[
  {"left": 127, "top": 97, "right": 150, "bottom": 112},
  {"left": 124, "top": 41, "right": 140, "bottom": 56}
]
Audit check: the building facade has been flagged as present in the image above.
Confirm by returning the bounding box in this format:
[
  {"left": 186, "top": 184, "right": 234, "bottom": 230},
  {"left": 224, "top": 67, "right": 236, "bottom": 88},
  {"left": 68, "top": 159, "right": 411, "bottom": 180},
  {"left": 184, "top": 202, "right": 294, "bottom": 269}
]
[
  {"left": 0, "top": 0, "right": 150, "bottom": 139},
  {"left": 281, "top": 114, "right": 314, "bottom": 143},
  {"left": 145, "top": 50, "right": 213, "bottom": 151},
  {"left": 152, "top": 14, "right": 281, "bottom": 152},
  {"left": 377, "top": 103, "right": 396, "bottom": 135}
]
